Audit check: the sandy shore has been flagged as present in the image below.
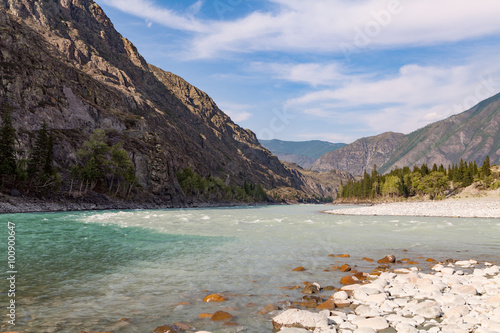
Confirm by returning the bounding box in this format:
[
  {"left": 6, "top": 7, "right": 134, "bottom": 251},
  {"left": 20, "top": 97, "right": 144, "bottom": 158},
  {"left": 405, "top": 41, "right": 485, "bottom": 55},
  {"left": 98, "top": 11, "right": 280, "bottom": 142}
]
[{"left": 326, "top": 197, "right": 500, "bottom": 218}]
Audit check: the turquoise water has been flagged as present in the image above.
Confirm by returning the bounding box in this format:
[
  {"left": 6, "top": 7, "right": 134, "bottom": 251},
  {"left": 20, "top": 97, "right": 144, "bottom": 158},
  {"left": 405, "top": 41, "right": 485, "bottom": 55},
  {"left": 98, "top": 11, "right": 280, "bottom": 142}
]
[{"left": 1, "top": 205, "right": 500, "bottom": 332}]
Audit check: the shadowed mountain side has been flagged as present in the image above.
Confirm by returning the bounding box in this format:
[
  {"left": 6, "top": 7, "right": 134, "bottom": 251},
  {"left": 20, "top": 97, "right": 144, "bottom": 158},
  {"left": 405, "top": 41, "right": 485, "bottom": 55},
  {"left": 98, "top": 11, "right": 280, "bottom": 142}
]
[{"left": 0, "top": 0, "right": 322, "bottom": 204}]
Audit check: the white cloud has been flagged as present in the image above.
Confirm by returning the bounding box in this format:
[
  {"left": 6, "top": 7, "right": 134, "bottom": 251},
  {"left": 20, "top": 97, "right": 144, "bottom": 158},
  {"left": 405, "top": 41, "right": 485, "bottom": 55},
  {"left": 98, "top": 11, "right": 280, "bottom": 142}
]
[
  {"left": 287, "top": 58, "right": 500, "bottom": 135},
  {"left": 251, "top": 62, "right": 348, "bottom": 87},
  {"left": 99, "top": 0, "right": 205, "bottom": 32},
  {"left": 100, "top": 0, "right": 500, "bottom": 59},
  {"left": 217, "top": 101, "right": 253, "bottom": 122}
]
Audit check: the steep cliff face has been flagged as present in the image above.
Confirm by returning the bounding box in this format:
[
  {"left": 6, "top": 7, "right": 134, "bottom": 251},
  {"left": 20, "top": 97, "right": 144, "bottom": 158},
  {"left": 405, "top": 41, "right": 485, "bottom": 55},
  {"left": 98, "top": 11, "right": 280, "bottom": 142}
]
[
  {"left": 310, "top": 132, "right": 405, "bottom": 176},
  {"left": 0, "top": 0, "right": 308, "bottom": 202},
  {"left": 379, "top": 93, "right": 500, "bottom": 173}
]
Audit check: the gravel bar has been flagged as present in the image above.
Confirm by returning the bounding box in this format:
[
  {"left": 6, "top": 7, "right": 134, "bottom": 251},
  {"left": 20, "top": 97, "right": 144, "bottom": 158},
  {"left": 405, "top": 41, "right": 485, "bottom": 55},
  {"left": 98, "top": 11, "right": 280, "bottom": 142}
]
[{"left": 325, "top": 200, "right": 500, "bottom": 219}]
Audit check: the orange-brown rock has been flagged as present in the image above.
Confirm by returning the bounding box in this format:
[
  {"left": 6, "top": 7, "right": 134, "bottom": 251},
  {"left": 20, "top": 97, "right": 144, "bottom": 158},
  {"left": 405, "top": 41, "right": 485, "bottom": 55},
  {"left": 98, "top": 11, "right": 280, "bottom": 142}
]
[
  {"left": 300, "top": 299, "right": 318, "bottom": 308},
  {"left": 317, "top": 300, "right": 336, "bottom": 310},
  {"left": 258, "top": 303, "right": 280, "bottom": 314},
  {"left": 152, "top": 325, "right": 175, "bottom": 333},
  {"left": 377, "top": 255, "right": 396, "bottom": 264},
  {"left": 340, "top": 275, "right": 360, "bottom": 285},
  {"left": 353, "top": 272, "right": 369, "bottom": 281},
  {"left": 362, "top": 257, "right": 375, "bottom": 263},
  {"left": 406, "top": 260, "right": 419, "bottom": 265},
  {"left": 292, "top": 266, "right": 306, "bottom": 271},
  {"left": 224, "top": 322, "right": 240, "bottom": 327},
  {"left": 336, "top": 254, "right": 350, "bottom": 258},
  {"left": 340, "top": 264, "right": 352, "bottom": 272},
  {"left": 323, "top": 286, "right": 336, "bottom": 291},
  {"left": 330, "top": 265, "right": 340, "bottom": 271},
  {"left": 426, "top": 258, "right": 437, "bottom": 262},
  {"left": 302, "top": 283, "right": 320, "bottom": 294},
  {"left": 211, "top": 311, "right": 234, "bottom": 321},
  {"left": 281, "top": 285, "right": 301, "bottom": 290},
  {"left": 203, "top": 294, "right": 227, "bottom": 302},
  {"left": 198, "top": 313, "right": 213, "bottom": 318}
]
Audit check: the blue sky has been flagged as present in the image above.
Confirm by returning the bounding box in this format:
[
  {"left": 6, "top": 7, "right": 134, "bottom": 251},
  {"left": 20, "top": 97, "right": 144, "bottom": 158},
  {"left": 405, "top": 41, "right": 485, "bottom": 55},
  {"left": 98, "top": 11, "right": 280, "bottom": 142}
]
[{"left": 95, "top": 0, "right": 500, "bottom": 144}]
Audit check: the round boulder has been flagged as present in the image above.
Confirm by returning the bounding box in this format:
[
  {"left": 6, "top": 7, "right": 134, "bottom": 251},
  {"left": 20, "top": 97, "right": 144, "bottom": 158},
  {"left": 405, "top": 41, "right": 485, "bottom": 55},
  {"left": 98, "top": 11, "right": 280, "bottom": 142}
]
[{"left": 203, "top": 294, "right": 227, "bottom": 302}]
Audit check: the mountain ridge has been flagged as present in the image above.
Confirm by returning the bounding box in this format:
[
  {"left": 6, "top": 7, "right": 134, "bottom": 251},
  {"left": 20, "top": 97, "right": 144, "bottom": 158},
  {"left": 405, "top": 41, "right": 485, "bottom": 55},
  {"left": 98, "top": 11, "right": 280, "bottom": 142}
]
[
  {"left": 0, "top": 0, "right": 328, "bottom": 204},
  {"left": 311, "top": 93, "right": 500, "bottom": 176},
  {"left": 260, "top": 139, "right": 346, "bottom": 168}
]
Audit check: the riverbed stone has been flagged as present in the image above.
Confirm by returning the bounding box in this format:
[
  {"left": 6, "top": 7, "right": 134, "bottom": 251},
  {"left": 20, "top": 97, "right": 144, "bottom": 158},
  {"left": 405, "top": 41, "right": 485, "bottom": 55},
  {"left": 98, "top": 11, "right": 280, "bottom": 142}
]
[
  {"left": 272, "top": 309, "right": 329, "bottom": 330},
  {"left": 317, "top": 300, "right": 336, "bottom": 310},
  {"left": 211, "top": 311, "right": 234, "bottom": 321},
  {"left": 377, "top": 255, "right": 396, "bottom": 264},
  {"left": 353, "top": 328, "right": 376, "bottom": 333},
  {"left": 451, "top": 284, "right": 478, "bottom": 295},
  {"left": 152, "top": 325, "right": 175, "bottom": 333},
  {"left": 394, "top": 323, "right": 418, "bottom": 333},
  {"left": 278, "top": 328, "right": 311, "bottom": 333},
  {"left": 203, "top": 294, "right": 227, "bottom": 302},
  {"left": 331, "top": 291, "right": 348, "bottom": 301},
  {"left": 340, "top": 264, "right": 352, "bottom": 272},
  {"left": 409, "top": 301, "right": 442, "bottom": 319},
  {"left": 340, "top": 275, "right": 359, "bottom": 285},
  {"left": 354, "top": 317, "right": 389, "bottom": 330},
  {"left": 293, "top": 266, "right": 307, "bottom": 272},
  {"left": 303, "top": 283, "right": 321, "bottom": 294}
]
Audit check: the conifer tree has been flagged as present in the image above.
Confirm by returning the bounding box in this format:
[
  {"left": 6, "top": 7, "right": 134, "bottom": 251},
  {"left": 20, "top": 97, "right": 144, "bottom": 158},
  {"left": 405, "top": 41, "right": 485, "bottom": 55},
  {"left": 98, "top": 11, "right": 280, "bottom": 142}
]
[
  {"left": 0, "top": 107, "right": 17, "bottom": 180},
  {"left": 27, "top": 122, "right": 50, "bottom": 177},
  {"left": 482, "top": 156, "right": 491, "bottom": 177}
]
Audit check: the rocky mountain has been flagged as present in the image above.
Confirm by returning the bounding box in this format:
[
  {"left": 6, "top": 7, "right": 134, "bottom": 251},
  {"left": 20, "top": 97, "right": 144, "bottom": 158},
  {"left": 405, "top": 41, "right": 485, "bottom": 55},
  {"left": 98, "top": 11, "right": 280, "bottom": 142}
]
[
  {"left": 379, "top": 92, "right": 500, "bottom": 173},
  {"left": 0, "top": 0, "right": 317, "bottom": 204},
  {"left": 311, "top": 93, "right": 500, "bottom": 176},
  {"left": 282, "top": 162, "right": 353, "bottom": 200},
  {"left": 310, "top": 132, "right": 405, "bottom": 176},
  {"left": 260, "top": 139, "right": 345, "bottom": 168}
]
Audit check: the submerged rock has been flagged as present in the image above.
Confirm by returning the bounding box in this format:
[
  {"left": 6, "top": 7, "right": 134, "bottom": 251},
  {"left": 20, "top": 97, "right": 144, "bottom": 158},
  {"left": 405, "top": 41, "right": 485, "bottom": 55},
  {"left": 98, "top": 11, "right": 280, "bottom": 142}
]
[
  {"left": 377, "top": 255, "right": 396, "bottom": 264},
  {"left": 203, "top": 294, "right": 227, "bottom": 302},
  {"left": 211, "top": 311, "right": 234, "bottom": 321},
  {"left": 293, "top": 266, "right": 307, "bottom": 272},
  {"left": 152, "top": 325, "right": 175, "bottom": 333}
]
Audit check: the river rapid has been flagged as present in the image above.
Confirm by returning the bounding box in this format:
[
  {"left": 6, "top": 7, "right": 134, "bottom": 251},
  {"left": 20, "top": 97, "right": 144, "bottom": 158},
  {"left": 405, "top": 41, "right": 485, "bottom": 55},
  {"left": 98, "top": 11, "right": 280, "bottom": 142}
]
[{"left": 1, "top": 204, "right": 499, "bottom": 332}]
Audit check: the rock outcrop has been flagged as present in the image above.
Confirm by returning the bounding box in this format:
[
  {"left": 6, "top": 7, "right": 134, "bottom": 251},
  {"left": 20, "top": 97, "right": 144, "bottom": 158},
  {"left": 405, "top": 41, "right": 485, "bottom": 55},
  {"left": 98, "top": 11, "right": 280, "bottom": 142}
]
[{"left": 311, "top": 132, "right": 404, "bottom": 176}]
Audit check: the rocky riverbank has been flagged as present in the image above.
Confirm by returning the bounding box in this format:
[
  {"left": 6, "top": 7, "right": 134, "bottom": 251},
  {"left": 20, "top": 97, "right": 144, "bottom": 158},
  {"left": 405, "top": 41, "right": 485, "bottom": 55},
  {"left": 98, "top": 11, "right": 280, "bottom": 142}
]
[
  {"left": 270, "top": 259, "right": 500, "bottom": 333},
  {"left": 325, "top": 198, "right": 500, "bottom": 218},
  {"left": 0, "top": 193, "right": 269, "bottom": 214},
  {"left": 179, "top": 257, "right": 500, "bottom": 333}
]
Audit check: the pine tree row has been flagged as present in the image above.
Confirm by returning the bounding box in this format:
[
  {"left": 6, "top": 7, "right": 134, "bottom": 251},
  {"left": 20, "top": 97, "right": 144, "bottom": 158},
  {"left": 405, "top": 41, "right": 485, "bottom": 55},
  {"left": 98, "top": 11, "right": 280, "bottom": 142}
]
[{"left": 340, "top": 157, "right": 496, "bottom": 201}]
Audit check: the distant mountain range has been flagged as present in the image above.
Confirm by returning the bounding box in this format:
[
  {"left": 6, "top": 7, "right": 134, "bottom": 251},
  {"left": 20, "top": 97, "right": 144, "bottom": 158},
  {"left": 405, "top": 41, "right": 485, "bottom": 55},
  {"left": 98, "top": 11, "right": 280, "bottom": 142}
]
[
  {"left": 311, "top": 92, "right": 500, "bottom": 176},
  {"left": 260, "top": 139, "right": 346, "bottom": 168}
]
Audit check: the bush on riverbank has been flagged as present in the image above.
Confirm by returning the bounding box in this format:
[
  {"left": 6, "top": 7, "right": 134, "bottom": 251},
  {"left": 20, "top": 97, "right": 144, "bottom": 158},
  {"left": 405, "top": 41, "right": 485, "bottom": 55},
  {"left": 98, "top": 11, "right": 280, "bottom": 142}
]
[
  {"left": 339, "top": 157, "right": 497, "bottom": 201},
  {"left": 176, "top": 167, "right": 268, "bottom": 203}
]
